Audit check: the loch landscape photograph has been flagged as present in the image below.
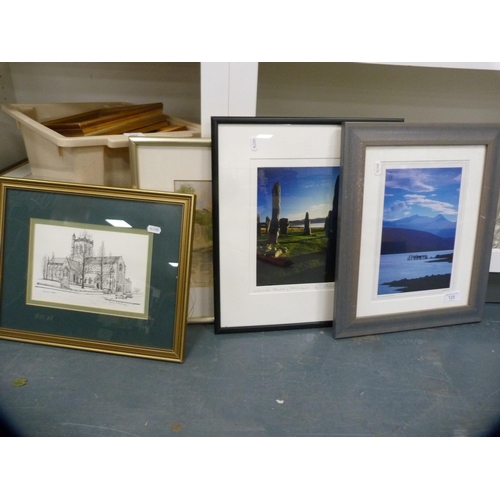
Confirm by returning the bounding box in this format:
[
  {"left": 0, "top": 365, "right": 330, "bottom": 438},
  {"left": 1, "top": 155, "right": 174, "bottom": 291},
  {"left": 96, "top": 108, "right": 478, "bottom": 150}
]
[{"left": 378, "top": 166, "right": 462, "bottom": 295}]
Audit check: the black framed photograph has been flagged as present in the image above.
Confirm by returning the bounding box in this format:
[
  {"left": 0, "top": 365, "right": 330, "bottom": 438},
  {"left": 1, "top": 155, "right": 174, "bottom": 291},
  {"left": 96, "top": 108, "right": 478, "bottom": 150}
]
[
  {"left": 334, "top": 122, "right": 500, "bottom": 339},
  {"left": 0, "top": 178, "right": 195, "bottom": 362},
  {"left": 211, "top": 116, "right": 402, "bottom": 333}
]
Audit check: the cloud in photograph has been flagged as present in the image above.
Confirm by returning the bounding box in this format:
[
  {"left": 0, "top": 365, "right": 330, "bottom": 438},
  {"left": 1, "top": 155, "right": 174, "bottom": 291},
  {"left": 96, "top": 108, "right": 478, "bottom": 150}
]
[
  {"left": 384, "top": 200, "right": 411, "bottom": 220},
  {"left": 385, "top": 168, "right": 461, "bottom": 193},
  {"left": 404, "top": 194, "right": 458, "bottom": 215},
  {"left": 288, "top": 202, "right": 332, "bottom": 221}
]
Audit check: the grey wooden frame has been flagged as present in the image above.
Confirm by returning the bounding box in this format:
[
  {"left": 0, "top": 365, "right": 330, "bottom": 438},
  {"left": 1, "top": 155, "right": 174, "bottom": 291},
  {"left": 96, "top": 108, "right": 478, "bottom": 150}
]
[{"left": 334, "top": 123, "right": 500, "bottom": 339}]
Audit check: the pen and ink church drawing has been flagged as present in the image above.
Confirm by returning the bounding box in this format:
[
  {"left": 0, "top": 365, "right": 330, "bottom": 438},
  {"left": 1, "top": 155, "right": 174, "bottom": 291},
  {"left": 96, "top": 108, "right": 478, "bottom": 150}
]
[{"left": 44, "top": 231, "right": 132, "bottom": 295}]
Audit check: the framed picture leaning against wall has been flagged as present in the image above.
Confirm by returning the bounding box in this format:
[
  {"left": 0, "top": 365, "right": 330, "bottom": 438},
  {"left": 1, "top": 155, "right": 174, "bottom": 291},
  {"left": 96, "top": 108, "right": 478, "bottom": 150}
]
[
  {"left": 334, "top": 122, "right": 500, "bottom": 339},
  {"left": 211, "top": 116, "right": 403, "bottom": 334},
  {"left": 0, "top": 178, "right": 195, "bottom": 362}
]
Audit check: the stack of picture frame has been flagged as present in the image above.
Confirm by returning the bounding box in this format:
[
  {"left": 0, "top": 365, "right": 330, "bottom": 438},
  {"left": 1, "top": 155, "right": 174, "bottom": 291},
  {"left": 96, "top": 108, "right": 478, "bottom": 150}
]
[
  {"left": 0, "top": 117, "right": 499, "bottom": 362},
  {"left": 209, "top": 118, "right": 500, "bottom": 338}
]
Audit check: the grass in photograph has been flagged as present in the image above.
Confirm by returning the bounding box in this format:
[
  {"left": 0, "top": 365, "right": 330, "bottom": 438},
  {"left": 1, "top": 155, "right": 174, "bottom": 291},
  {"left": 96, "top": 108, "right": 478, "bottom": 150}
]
[{"left": 256, "top": 227, "right": 328, "bottom": 286}]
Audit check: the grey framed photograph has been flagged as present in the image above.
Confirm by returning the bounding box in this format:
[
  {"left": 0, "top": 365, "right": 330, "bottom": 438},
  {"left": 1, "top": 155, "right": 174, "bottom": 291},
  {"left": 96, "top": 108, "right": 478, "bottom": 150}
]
[{"left": 334, "top": 122, "right": 500, "bottom": 339}]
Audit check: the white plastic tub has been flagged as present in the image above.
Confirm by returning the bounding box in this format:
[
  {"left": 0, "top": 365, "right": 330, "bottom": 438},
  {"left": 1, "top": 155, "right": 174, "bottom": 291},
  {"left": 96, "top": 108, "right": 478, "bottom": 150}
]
[{"left": 2, "top": 102, "right": 200, "bottom": 187}]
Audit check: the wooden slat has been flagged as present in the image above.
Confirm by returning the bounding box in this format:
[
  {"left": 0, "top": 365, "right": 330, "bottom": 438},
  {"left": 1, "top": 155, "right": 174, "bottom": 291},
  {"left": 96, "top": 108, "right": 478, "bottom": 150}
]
[{"left": 42, "top": 103, "right": 168, "bottom": 136}]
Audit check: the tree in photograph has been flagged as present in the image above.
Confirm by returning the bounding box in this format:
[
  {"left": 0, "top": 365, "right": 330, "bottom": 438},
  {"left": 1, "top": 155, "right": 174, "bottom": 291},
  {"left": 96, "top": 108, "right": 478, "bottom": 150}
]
[
  {"left": 176, "top": 184, "right": 195, "bottom": 195},
  {"left": 177, "top": 183, "right": 213, "bottom": 246}
]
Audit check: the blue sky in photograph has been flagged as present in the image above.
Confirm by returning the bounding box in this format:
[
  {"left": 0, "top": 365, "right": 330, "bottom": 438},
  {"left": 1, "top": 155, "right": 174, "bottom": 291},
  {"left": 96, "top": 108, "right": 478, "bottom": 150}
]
[
  {"left": 383, "top": 167, "right": 462, "bottom": 222},
  {"left": 257, "top": 166, "right": 339, "bottom": 221}
]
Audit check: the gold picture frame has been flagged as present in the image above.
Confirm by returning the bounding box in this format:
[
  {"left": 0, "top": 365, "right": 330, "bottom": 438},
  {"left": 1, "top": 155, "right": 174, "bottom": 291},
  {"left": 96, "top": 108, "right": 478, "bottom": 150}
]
[{"left": 0, "top": 178, "right": 195, "bottom": 362}]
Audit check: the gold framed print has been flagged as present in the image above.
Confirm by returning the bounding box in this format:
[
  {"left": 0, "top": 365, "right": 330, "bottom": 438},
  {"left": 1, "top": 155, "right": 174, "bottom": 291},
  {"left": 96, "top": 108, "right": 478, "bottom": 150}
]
[{"left": 0, "top": 178, "right": 195, "bottom": 362}]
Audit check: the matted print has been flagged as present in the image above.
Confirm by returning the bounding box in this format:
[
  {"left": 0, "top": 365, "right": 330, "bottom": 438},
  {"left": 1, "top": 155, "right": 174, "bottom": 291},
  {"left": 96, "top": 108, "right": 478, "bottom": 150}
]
[
  {"left": 27, "top": 220, "right": 153, "bottom": 319},
  {"left": 212, "top": 117, "right": 346, "bottom": 333}
]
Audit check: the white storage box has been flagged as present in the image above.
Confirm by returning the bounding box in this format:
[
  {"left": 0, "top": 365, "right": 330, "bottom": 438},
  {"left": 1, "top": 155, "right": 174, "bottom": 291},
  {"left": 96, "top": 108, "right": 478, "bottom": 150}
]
[{"left": 1, "top": 102, "right": 200, "bottom": 187}]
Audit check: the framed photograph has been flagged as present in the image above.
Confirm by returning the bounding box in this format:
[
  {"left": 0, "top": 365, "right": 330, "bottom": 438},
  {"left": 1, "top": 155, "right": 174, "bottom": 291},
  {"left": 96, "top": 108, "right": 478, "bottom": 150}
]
[
  {"left": 0, "top": 178, "right": 195, "bottom": 362},
  {"left": 129, "top": 137, "right": 213, "bottom": 323},
  {"left": 212, "top": 116, "right": 402, "bottom": 333},
  {"left": 334, "top": 122, "right": 500, "bottom": 339}
]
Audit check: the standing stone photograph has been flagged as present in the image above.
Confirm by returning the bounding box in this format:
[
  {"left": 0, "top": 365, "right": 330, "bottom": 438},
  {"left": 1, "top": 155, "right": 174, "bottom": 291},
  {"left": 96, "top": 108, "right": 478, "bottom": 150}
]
[
  {"left": 27, "top": 220, "right": 153, "bottom": 319},
  {"left": 256, "top": 166, "right": 340, "bottom": 287}
]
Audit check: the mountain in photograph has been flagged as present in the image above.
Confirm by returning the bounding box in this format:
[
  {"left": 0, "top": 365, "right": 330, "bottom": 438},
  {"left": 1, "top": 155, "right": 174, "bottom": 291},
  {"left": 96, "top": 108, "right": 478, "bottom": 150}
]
[
  {"left": 381, "top": 214, "right": 457, "bottom": 255},
  {"left": 383, "top": 214, "right": 456, "bottom": 238}
]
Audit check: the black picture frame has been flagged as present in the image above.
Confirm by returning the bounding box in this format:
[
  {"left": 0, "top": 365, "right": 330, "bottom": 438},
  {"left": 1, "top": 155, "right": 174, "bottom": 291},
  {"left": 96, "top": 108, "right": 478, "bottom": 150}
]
[{"left": 211, "top": 116, "right": 403, "bottom": 334}]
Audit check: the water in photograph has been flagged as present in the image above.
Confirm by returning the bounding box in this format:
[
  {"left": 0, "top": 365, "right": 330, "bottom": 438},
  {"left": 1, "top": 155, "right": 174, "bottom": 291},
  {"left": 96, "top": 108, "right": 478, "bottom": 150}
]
[
  {"left": 289, "top": 222, "right": 325, "bottom": 229},
  {"left": 378, "top": 250, "right": 453, "bottom": 295}
]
